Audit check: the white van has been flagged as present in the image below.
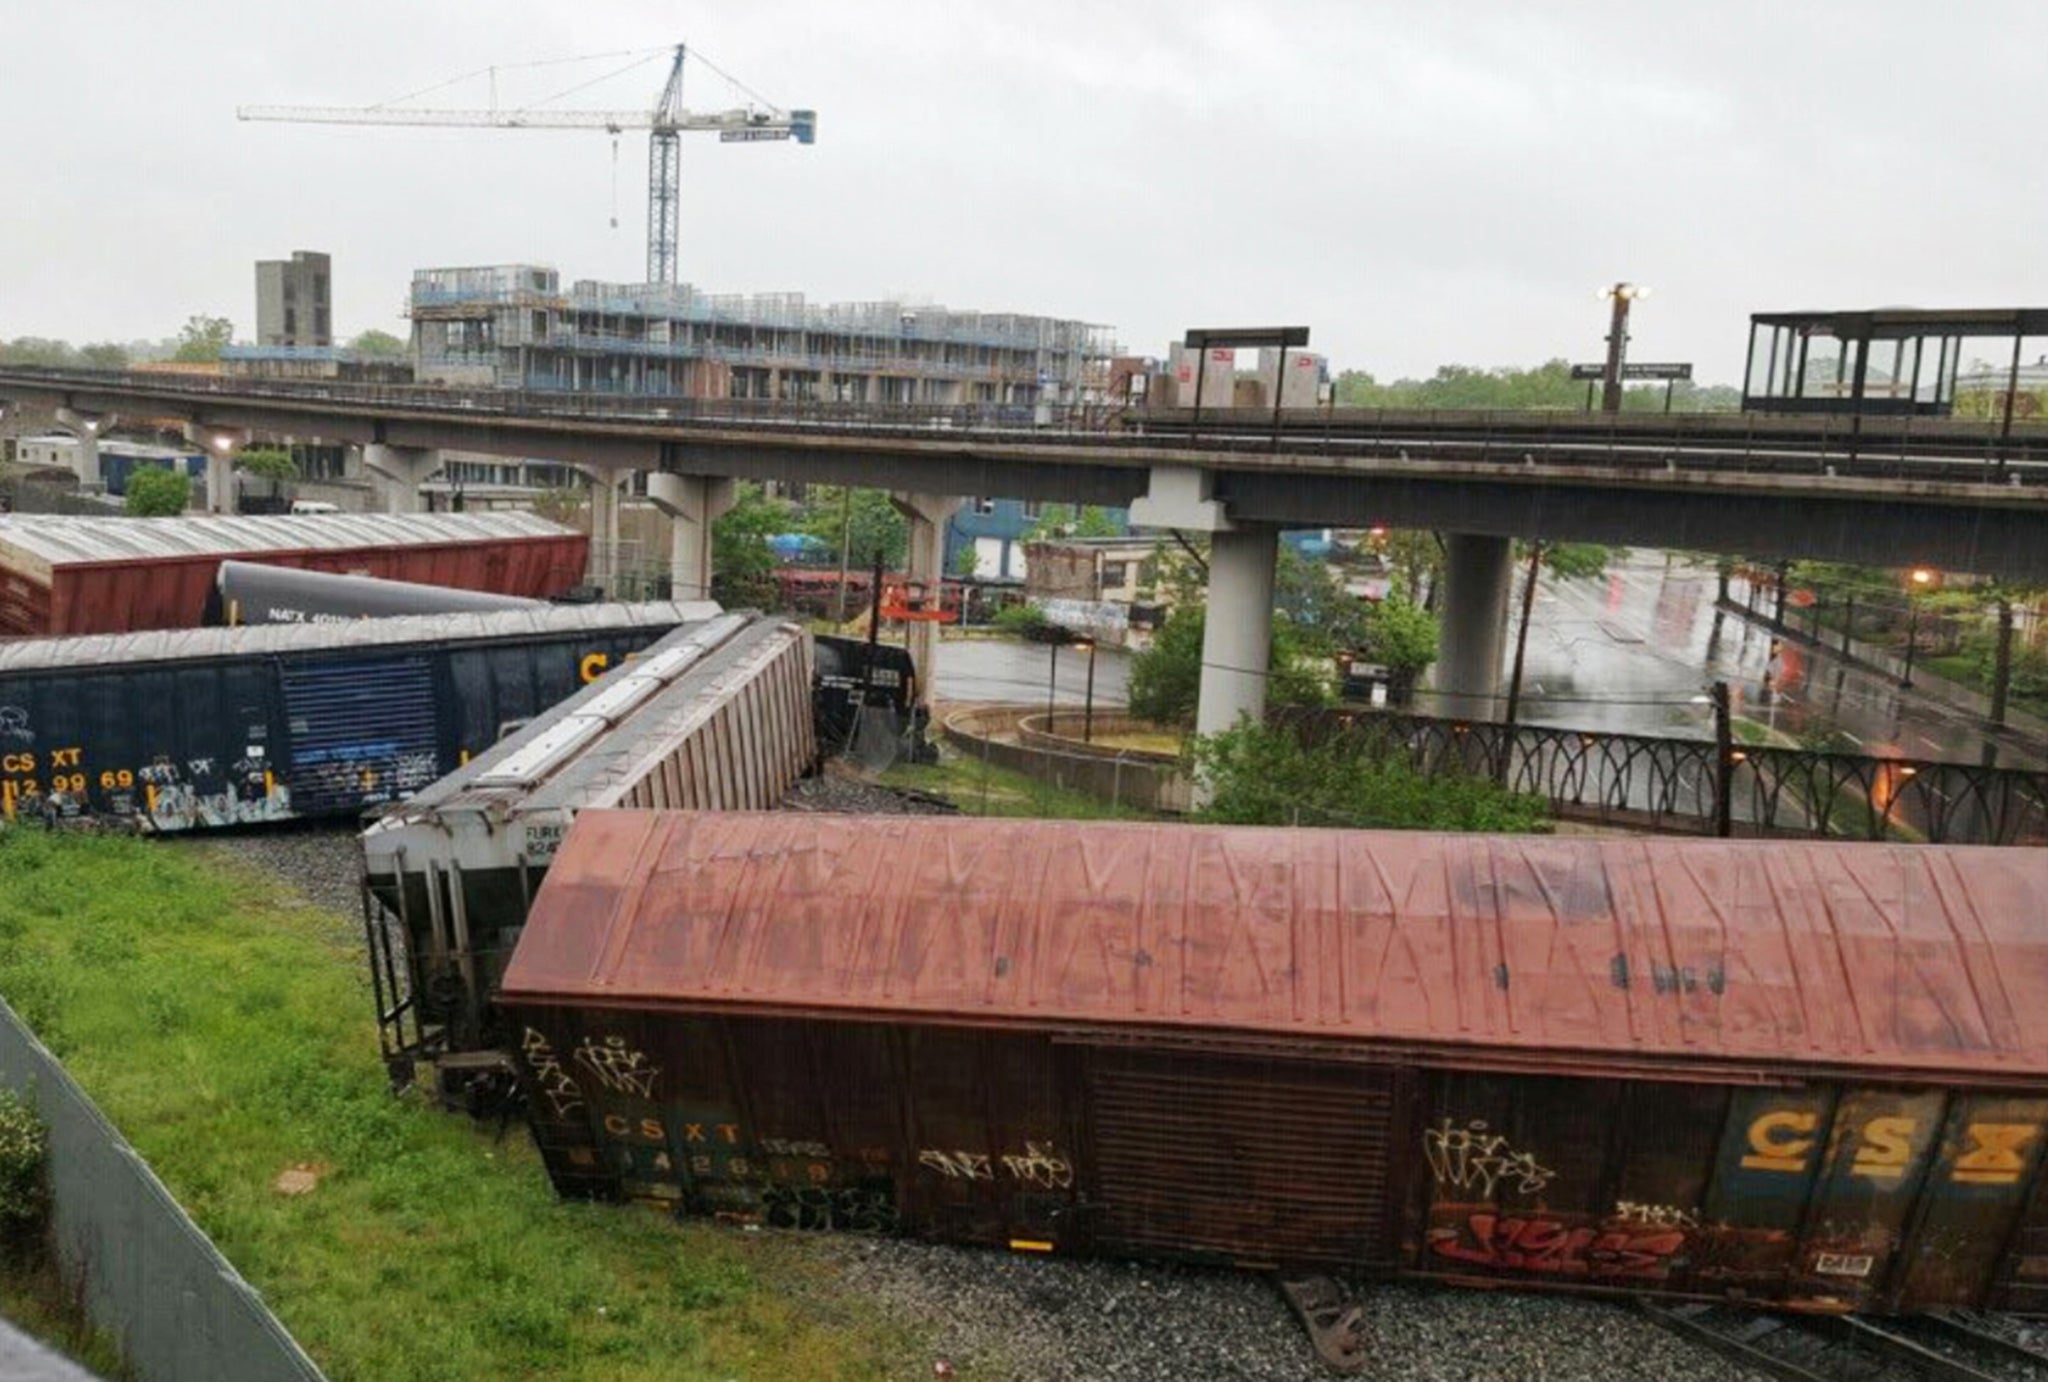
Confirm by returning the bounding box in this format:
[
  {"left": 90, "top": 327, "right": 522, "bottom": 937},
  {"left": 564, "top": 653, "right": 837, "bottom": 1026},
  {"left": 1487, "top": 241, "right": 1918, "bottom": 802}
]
[{"left": 289, "top": 500, "right": 342, "bottom": 516}]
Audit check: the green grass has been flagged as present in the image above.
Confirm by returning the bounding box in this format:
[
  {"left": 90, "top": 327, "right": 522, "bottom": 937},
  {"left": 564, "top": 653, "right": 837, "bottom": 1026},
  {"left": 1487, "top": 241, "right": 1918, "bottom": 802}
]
[
  {"left": 0, "top": 1249, "right": 129, "bottom": 1379},
  {"left": 0, "top": 827, "right": 921, "bottom": 1382},
  {"left": 881, "top": 747, "right": 1155, "bottom": 819}
]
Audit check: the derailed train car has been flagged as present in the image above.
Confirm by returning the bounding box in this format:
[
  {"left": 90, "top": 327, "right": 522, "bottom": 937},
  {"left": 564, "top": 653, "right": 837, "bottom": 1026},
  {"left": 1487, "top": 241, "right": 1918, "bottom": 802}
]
[
  {"left": 0, "top": 602, "right": 711, "bottom": 829},
  {"left": 359, "top": 614, "right": 815, "bottom": 1084},
  {"left": 499, "top": 812, "right": 2048, "bottom": 1316}
]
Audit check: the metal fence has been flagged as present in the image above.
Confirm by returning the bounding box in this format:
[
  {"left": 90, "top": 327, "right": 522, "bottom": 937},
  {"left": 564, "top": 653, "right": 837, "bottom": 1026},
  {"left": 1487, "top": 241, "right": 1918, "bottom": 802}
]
[
  {"left": 1287, "top": 708, "right": 2048, "bottom": 845},
  {"left": 0, "top": 1001, "right": 325, "bottom": 1382}
]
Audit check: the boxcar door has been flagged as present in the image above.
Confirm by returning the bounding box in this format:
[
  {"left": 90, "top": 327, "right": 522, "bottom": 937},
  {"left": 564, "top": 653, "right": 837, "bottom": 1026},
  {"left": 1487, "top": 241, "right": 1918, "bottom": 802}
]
[
  {"left": 1082, "top": 1049, "right": 1403, "bottom": 1271},
  {"left": 279, "top": 654, "right": 439, "bottom": 815}
]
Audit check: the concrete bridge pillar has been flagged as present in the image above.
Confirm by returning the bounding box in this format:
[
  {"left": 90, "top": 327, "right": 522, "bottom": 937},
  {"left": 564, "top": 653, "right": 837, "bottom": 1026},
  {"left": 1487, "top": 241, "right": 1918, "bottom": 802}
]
[
  {"left": 888, "top": 492, "right": 964, "bottom": 711},
  {"left": 53, "top": 409, "right": 112, "bottom": 489},
  {"left": 1130, "top": 466, "right": 1279, "bottom": 794},
  {"left": 361, "top": 444, "right": 440, "bottom": 515},
  {"left": 184, "top": 425, "right": 250, "bottom": 514},
  {"left": 647, "top": 472, "right": 735, "bottom": 603},
  {"left": 1433, "top": 533, "right": 1515, "bottom": 719},
  {"left": 576, "top": 467, "right": 628, "bottom": 595}
]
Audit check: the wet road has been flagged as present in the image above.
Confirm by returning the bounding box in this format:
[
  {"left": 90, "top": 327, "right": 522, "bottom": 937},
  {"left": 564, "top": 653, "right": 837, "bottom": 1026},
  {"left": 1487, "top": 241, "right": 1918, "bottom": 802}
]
[
  {"left": 933, "top": 636, "right": 1131, "bottom": 708},
  {"left": 1496, "top": 552, "right": 2045, "bottom": 768}
]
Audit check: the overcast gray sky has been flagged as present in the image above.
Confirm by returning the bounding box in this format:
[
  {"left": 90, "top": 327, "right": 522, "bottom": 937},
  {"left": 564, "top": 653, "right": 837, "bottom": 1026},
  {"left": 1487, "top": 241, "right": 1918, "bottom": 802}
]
[{"left": 4, "top": 1, "right": 2045, "bottom": 383}]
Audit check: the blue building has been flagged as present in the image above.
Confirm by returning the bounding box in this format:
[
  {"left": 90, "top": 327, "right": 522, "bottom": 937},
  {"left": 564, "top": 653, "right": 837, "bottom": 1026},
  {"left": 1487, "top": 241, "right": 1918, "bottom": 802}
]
[{"left": 946, "top": 498, "right": 1130, "bottom": 581}]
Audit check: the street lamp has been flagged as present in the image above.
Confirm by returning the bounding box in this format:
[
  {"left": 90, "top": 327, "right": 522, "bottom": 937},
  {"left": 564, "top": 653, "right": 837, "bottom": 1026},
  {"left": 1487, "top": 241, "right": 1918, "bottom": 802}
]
[
  {"left": 1598, "top": 283, "right": 1649, "bottom": 414},
  {"left": 1901, "top": 568, "right": 1935, "bottom": 689}
]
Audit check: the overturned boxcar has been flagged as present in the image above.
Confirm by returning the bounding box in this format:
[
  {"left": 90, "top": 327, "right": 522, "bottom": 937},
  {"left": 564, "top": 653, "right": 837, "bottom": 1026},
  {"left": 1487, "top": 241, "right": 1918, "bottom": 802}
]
[
  {"left": 499, "top": 812, "right": 2048, "bottom": 1316},
  {"left": 360, "top": 614, "right": 816, "bottom": 1082}
]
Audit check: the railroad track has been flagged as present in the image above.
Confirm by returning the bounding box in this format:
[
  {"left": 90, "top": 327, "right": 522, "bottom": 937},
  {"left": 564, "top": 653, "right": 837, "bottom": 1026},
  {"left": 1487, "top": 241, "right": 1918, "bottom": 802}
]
[{"left": 1640, "top": 1299, "right": 2048, "bottom": 1381}]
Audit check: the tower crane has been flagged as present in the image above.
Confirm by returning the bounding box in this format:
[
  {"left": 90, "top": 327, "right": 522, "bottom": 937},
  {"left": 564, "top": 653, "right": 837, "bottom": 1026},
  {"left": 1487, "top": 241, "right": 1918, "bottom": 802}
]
[{"left": 238, "top": 45, "right": 816, "bottom": 286}]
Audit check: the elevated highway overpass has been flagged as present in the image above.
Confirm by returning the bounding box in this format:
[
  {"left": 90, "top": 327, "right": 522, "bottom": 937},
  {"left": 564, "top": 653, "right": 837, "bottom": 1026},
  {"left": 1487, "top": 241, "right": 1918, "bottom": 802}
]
[{"left": 10, "top": 366, "right": 2048, "bottom": 766}]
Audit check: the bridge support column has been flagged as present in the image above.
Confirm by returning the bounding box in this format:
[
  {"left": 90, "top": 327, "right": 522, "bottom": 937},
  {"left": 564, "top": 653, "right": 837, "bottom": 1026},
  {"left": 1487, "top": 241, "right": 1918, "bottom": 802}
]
[
  {"left": 576, "top": 467, "right": 628, "bottom": 596},
  {"left": 888, "top": 492, "right": 964, "bottom": 712},
  {"left": 185, "top": 425, "right": 250, "bottom": 515},
  {"left": 362, "top": 444, "right": 439, "bottom": 515},
  {"left": 1129, "top": 466, "right": 1278, "bottom": 801},
  {"left": 54, "top": 409, "right": 111, "bottom": 489},
  {"left": 647, "top": 472, "right": 734, "bottom": 603},
  {"left": 1434, "top": 533, "right": 1515, "bottom": 719}
]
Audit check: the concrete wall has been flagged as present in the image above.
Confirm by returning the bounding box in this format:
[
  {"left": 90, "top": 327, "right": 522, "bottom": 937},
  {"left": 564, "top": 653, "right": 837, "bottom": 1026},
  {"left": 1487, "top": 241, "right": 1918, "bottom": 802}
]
[{"left": 0, "top": 1001, "right": 326, "bottom": 1382}]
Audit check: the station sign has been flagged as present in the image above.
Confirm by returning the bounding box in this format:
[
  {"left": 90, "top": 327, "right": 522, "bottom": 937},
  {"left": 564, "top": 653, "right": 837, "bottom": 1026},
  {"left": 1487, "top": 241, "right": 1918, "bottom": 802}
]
[{"left": 1569, "top": 362, "right": 1694, "bottom": 382}]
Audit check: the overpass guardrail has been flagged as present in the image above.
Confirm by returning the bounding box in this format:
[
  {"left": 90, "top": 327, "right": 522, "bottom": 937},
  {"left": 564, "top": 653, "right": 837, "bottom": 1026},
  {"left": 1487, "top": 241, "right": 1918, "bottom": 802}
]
[{"left": 9, "top": 367, "right": 2048, "bottom": 483}]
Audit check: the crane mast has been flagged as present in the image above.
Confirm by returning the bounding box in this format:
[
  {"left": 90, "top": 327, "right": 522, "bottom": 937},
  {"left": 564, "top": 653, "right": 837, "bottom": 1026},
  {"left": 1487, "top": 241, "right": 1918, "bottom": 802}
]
[{"left": 238, "top": 44, "right": 816, "bottom": 286}]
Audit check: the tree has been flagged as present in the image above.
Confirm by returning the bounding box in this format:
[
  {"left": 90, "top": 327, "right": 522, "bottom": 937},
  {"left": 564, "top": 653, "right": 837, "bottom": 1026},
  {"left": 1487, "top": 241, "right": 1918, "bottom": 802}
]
[
  {"left": 1274, "top": 547, "right": 1372, "bottom": 658},
  {"left": 124, "top": 467, "right": 191, "bottom": 516},
  {"left": 235, "top": 447, "right": 298, "bottom": 482},
  {"left": 796, "top": 487, "right": 906, "bottom": 571},
  {"left": 1191, "top": 720, "right": 1547, "bottom": 832},
  {"left": 1127, "top": 603, "right": 1331, "bottom": 727},
  {"left": 710, "top": 483, "right": 790, "bottom": 608},
  {"left": 171, "top": 315, "right": 233, "bottom": 363},
  {"left": 1022, "top": 503, "right": 1120, "bottom": 542},
  {"left": 951, "top": 542, "right": 981, "bottom": 578},
  {"left": 348, "top": 329, "right": 407, "bottom": 358},
  {"left": 1334, "top": 359, "right": 1737, "bottom": 413},
  {"left": 1356, "top": 593, "right": 1440, "bottom": 677},
  {"left": 77, "top": 342, "right": 129, "bottom": 370}
]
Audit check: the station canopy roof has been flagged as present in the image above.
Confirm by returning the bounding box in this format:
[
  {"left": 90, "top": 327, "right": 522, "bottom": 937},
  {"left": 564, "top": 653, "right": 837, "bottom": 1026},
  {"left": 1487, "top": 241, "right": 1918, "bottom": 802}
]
[
  {"left": 1750, "top": 307, "right": 2048, "bottom": 339},
  {"left": 502, "top": 811, "right": 2048, "bottom": 1088},
  {"left": 0, "top": 511, "right": 572, "bottom": 568}
]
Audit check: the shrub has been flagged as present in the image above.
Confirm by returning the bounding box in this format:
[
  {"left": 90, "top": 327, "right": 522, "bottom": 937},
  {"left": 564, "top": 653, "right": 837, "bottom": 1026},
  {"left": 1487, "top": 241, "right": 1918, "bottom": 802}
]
[
  {"left": 123, "top": 466, "right": 191, "bottom": 516},
  {"left": 0, "top": 1088, "right": 48, "bottom": 1242},
  {"left": 992, "top": 602, "right": 1052, "bottom": 639},
  {"left": 1191, "top": 719, "right": 1547, "bottom": 832}
]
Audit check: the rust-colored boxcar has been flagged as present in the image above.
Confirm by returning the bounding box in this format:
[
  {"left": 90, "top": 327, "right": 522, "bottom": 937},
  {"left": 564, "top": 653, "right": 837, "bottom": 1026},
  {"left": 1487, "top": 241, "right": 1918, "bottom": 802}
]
[
  {"left": 0, "top": 512, "right": 588, "bottom": 637},
  {"left": 497, "top": 812, "right": 2048, "bottom": 1315}
]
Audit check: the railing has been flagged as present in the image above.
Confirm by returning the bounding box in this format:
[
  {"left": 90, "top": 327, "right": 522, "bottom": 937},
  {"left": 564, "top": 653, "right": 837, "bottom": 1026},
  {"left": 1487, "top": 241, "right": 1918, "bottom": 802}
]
[
  {"left": 1285, "top": 708, "right": 2048, "bottom": 845},
  {"left": 8, "top": 365, "right": 2048, "bottom": 483}
]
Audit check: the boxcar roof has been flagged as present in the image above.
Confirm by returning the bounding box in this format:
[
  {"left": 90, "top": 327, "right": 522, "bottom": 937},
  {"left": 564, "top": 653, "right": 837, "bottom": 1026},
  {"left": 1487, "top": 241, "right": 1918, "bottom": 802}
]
[
  {"left": 0, "top": 600, "right": 719, "bottom": 672},
  {"left": 499, "top": 811, "right": 2048, "bottom": 1086},
  {"left": 0, "top": 511, "right": 571, "bottom": 568}
]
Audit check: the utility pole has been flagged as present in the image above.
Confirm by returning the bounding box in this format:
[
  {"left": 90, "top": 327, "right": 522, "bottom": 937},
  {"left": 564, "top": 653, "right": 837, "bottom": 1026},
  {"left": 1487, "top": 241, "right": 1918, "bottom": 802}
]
[
  {"left": 1499, "top": 542, "right": 1543, "bottom": 783},
  {"left": 1711, "top": 680, "right": 1734, "bottom": 838},
  {"left": 1600, "top": 283, "right": 1647, "bottom": 414}
]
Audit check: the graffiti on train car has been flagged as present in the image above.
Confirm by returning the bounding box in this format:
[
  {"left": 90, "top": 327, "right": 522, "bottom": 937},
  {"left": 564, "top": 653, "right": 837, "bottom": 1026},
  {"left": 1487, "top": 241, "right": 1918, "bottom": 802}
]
[
  {"left": 519, "top": 1028, "right": 584, "bottom": 1120},
  {"left": 572, "top": 1035, "right": 661, "bottom": 1099},
  {"left": 1428, "top": 1213, "right": 1688, "bottom": 1278},
  {"left": 917, "top": 1143, "right": 1075, "bottom": 1190},
  {"left": 761, "top": 1184, "right": 898, "bottom": 1234},
  {"left": 1422, "top": 1118, "right": 1557, "bottom": 1200}
]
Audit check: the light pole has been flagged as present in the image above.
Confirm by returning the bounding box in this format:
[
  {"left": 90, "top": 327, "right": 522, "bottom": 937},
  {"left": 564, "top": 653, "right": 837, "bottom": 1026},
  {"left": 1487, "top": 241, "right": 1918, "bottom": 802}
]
[
  {"left": 1599, "top": 283, "right": 1648, "bottom": 414},
  {"left": 1076, "top": 639, "right": 1098, "bottom": 742},
  {"left": 1901, "top": 568, "right": 1934, "bottom": 689}
]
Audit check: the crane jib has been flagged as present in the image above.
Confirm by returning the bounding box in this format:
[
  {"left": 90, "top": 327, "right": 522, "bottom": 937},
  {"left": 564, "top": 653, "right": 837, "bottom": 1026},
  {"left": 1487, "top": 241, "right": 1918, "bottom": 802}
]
[{"left": 718, "top": 127, "right": 792, "bottom": 143}]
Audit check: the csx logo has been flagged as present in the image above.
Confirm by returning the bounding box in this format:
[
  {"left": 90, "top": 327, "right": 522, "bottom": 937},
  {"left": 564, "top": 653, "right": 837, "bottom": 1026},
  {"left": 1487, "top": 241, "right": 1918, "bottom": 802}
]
[
  {"left": 0, "top": 753, "right": 33, "bottom": 774},
  {"left": 1741, "top": 1111, "right": 2037, "bottom": 1185},
  {"left": 579, "top": 653, "right": 609, "bottom": 684}
]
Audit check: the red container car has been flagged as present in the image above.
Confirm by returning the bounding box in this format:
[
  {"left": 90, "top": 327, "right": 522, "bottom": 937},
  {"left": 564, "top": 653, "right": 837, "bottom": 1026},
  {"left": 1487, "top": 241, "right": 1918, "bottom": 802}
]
[
  {"left": 0, "top": 512, "right": 588, "bottom": 637},
  {"left": 500, "top": 811, "right": 2048, "bottom": 1317}
]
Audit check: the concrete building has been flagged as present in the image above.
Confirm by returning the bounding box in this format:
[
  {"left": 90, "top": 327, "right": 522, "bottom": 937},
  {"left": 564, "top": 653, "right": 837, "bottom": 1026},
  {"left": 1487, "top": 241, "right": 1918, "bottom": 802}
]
[
  {"left": 408, "top": 264, "right": 1114, "bottom": 405},
  {"left": 255, "top": 251, "right": 331, "bottom": 348},
  {"left": 12, "top": 435, "right": 204, "bottom": 496}
]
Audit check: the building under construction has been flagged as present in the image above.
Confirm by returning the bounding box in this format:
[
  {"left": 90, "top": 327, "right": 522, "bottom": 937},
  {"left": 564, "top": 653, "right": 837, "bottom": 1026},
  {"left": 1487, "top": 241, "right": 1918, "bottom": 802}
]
[{"left": 409, "top": 264, "right": 1115, "bottom": 405}]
